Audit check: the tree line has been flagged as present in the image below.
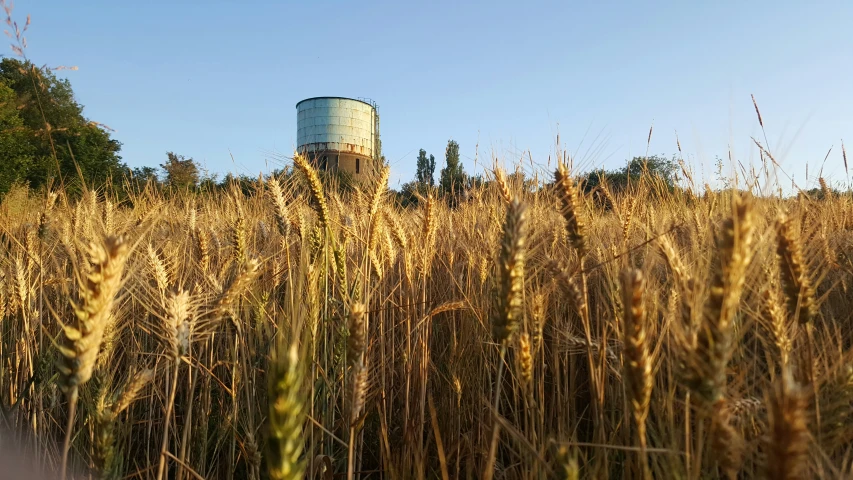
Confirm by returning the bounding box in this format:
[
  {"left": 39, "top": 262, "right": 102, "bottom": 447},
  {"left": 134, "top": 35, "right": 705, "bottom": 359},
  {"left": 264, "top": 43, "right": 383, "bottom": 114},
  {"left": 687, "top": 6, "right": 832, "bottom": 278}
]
[
  {"left": 399, "top": 138, "right": 682, "bottom": 206},
  {"left": 0, "top": 56, "right": 684, "bottom": 204},
  {"left": 0, "top": 58, "right": 124, "bottom": 195},
  {"left": 0, "top": 58, "right": 268, "bottom": 198}
]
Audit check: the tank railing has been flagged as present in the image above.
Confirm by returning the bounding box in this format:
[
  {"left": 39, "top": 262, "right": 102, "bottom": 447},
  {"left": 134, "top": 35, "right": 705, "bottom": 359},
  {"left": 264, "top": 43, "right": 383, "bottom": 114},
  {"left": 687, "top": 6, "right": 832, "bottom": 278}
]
[{"left": 356, "top": 97, "right": 378, "bottom": 109}]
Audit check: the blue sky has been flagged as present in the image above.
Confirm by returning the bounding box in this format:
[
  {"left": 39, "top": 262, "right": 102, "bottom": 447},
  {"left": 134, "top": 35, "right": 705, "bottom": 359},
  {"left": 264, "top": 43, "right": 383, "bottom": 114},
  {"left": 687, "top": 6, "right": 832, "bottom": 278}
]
[{"left": 13, "top": 0, "right": 853, "bottom": 191}]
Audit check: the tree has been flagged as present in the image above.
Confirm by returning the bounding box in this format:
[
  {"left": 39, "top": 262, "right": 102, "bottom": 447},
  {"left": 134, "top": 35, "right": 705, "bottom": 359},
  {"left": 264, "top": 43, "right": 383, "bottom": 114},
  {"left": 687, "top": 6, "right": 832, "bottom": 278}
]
[
  {"left": 396, "top": 180, "right": 429, "bottom": 207},
  {"left": 161, "top": 152, "right": 199, "bottom": 190},
  {"left": 0, "top": 82, "right": 36, "bottom": 195},
  {"left": 439, "top": 140, "right": 466, "bottom": 195},
  {"left": 581, "top": 155, "right": 678, "bottom": 194},
  {"left": 130, "top": 166, "right": 159, "bottom": 184},
  {"left": 625, "top": 155, "right": 678, "bottom": 187},
  {"left": 0, "top": 58, "right": 125, "bottom": 194},
  {"left": 376, "top": 137, "right": 388, "bottom": 168},
  {"left": 416, "top": 149, "right": 436, "bottom": 186}
]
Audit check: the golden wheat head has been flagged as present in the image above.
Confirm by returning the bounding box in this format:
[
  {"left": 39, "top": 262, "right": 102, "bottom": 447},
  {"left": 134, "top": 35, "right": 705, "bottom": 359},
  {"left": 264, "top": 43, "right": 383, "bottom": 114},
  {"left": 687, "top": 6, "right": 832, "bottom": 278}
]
[{"left": 58, "top": 235, "right": 129, "bottom": 392}]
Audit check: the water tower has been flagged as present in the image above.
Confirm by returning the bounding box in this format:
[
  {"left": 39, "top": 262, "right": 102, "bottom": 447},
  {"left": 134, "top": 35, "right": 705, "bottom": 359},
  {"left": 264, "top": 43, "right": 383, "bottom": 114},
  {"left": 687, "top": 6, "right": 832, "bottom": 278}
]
[{"left": 296, "top": 97, "right": 380, "bottom": 178}]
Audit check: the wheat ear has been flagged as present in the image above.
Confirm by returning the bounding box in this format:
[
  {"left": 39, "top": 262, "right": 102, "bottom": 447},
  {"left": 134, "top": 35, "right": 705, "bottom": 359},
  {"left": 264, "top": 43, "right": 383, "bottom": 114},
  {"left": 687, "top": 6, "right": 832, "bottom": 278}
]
[
  {"left": 293, "top": 153, "right": 330, "bottom": 230},
  {"left": 493, "top": 198, "right": 528, "bottom": 344},
  {"left": 156, "top": 289, "right": 194, "bottom": 480},
  {"left": 494, "top": 167, "right": 512, "bottom": 204},
  {"left": 267, "top": 343, "right": 306, "bottom": 480},
  {"left": 195, "top": 227, "right": 211, "bottom": 273},
  {"left": 621, "top": 269, "right": 653, "bottom": 476},
  {"left": 485, "top": 197, "right": 528, "bottom": 480},
  {"left": 94, "top": 368, "right": 154, "bottom": 477},
  {"left": 765, "top": 369, "right": 809, "bottom": 480},
  {"left": 692, "top": 195, "right": 753, "bottom": 479},
  {"left": 687, "top": 194, "right": 754, "bottom": 404},
  {"left": 818, "top": 177, "right": 831, "bottom": 199},
  {"left": 347, "top": 303, "right": 367, "bottom": 367},
  {"left": 657, "top": 233, "right": 695, "bottom": 327},
  {"left": 147, "top": 242, "right": 170, "bottom": 298},
  {"left": 554, "top": 162, "right": 587, "bottom": 256},
  {"left": 58, "top": 235, "right": 129, "bottom": 479},
  {"left": 367, "top": 167, "right": 390, "bottom": 279},
  {"left": 346, "top": 302, "right": 368, "bottom": 478},
  {"left": 517, "top": 332, "right": 533, "bottom": 387},
  {"left": 761, "top": 286, "right": 792, "bottom": 368},
  {"left": 268, "top": 175, "right": 291, "bottom": 237},
  {"left": 210, "top": 258, "right": 261, "bottom": 326},
  {"left": 710, "top": 399, "right": 743, "bottom": 480},
  {"left": 816, "top": 361, "right": 853, "bottom": 453},
  {"left": 421, "top": 192, "right": 437, "bottom": 274},
  {"left": 775, "top": 213, "right": 816, "bottom": 324}
]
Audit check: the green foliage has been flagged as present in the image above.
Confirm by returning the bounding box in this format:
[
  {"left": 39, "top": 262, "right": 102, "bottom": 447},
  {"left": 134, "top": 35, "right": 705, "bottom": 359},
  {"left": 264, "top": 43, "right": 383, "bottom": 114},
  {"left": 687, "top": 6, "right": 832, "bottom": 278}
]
[
  {"left": 396, "top": 180, "right": 430, "bottom": 207},
  {"left": 439, "top": 140, "right": 466, "bottom": 196},
  {"left": 130, "top": 166, "right": 159, "bottom": 185},
  {"left": 0, "top": 58, "right": 125, "bottom": 196},
  {"left": 415, "top": 149, "right": 436, "bottom": 186},
  {"left": 161, "top": 152, "right": 200, "bottom": 190},
  {"left": 219, "top": 172, "right": 260, "bottom": 197},
  {"left": 581, "top": 155, "right": 678, "bottom": 194},
  {"left": 0, "top": 82, "right": 36, "bottom": 195},
  {"left": 376, "top": 136, "right": 387, "bottom": 168}
]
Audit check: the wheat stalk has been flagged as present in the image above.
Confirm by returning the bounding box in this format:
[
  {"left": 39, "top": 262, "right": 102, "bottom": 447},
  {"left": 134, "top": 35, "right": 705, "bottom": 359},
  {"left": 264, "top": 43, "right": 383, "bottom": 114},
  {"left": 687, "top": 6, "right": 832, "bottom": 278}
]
[
  {"left": 94, "top": 368, "right": 154, "bottom": 477},
  {"left": 209, "top": 258, "right": 261, "bottom": 326},
  {"left": 267, "top": 343, "right": 306, "bottom": 480},
  {"left": 684, "top": 195, "right": 754, "bottom": 479},
  {"left": 485, "top": 197, "right": 528, "bottom": 480},
  {"left": 493, "top": 198, "right": 528, "bottom": 344},
  {"left": 685, "top": 194, "right": 754, "bottom": 404},
  {"left": 657, "top": 232, "right": 696, "bottom": 327},
  {"left": 345, "top": 301, "right": 368, "bottom": 479},
  {"left": 621, "top": 269, "right": 653, "bottom": 475},
  {"left": 765, "top": 368, "right": 809, "bottom": 480},
  {"left": 156, "top": 288, "right": 195, "bottom": 480},
  {"left": 710, "top": 399, "right": 743, "bottom": 480},
  {"left": 57, "top": 235, "right": 129, "bottom": 479}
]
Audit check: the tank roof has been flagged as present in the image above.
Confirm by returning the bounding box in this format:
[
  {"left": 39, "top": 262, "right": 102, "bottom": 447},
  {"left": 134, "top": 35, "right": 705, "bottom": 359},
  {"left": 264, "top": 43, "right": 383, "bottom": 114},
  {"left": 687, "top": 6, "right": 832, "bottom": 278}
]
[{"left": 295, "top": 96, "right": 376, "bottom": 109}]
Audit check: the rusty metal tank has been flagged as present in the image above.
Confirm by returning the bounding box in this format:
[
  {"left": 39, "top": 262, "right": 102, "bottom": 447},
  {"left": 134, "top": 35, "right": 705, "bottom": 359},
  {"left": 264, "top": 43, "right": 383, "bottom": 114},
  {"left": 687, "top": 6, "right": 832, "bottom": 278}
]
[{"left": 296, "top": 97, "right": 379, "bottom": 178}]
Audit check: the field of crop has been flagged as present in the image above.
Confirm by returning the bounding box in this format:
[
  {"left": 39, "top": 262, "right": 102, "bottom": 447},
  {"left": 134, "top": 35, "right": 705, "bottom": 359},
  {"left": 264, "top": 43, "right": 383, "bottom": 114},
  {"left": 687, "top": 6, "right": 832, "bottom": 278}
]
[{"left": 0, "top": 151, "right": 851, "bottom": 479}]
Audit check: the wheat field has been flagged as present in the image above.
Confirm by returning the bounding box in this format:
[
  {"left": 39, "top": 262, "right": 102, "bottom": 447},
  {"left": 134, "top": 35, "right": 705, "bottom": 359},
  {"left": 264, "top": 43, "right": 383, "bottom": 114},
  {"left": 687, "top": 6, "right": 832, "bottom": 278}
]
[{"left": 0, "top": 151, "right": 851, "bottom": 480}]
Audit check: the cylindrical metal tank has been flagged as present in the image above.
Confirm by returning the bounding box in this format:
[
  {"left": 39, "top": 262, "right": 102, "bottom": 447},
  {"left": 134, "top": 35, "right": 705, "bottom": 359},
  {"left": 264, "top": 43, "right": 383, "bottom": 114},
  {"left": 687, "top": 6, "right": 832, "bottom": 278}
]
[{"left": 296, "top": 97, "right": 378, "bottom": 178}]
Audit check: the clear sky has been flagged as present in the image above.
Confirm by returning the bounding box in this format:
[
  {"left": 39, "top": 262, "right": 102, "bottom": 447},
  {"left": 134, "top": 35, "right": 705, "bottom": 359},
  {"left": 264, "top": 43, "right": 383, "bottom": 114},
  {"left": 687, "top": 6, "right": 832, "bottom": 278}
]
[{"left": 13, "top": 0, "right": 853, "bottom": 191}]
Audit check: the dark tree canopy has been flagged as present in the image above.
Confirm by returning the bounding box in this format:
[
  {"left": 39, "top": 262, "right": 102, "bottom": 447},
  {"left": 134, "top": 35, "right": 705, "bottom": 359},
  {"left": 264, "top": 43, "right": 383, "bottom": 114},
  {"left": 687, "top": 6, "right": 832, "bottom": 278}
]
[
  {"left": 439, "top": 139, "right": 466, "bottom": 195},
  {"left": 130, "top": 166, "right": 159, "bottom": 185},
  {"left": 581, "top": 155, "right": 678, "bottom": 194},
  {"left": 0, "top": 58, "right": 125, "bottom": 195},
  {"left": 396, "top": 180, "right": 430, "bottom": 207},
  {"left": 416, "top": 149, "right": 436, "bottom": 186},
  {"left": 0, "top": 82, "right": 36, "bottom": 194}
]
